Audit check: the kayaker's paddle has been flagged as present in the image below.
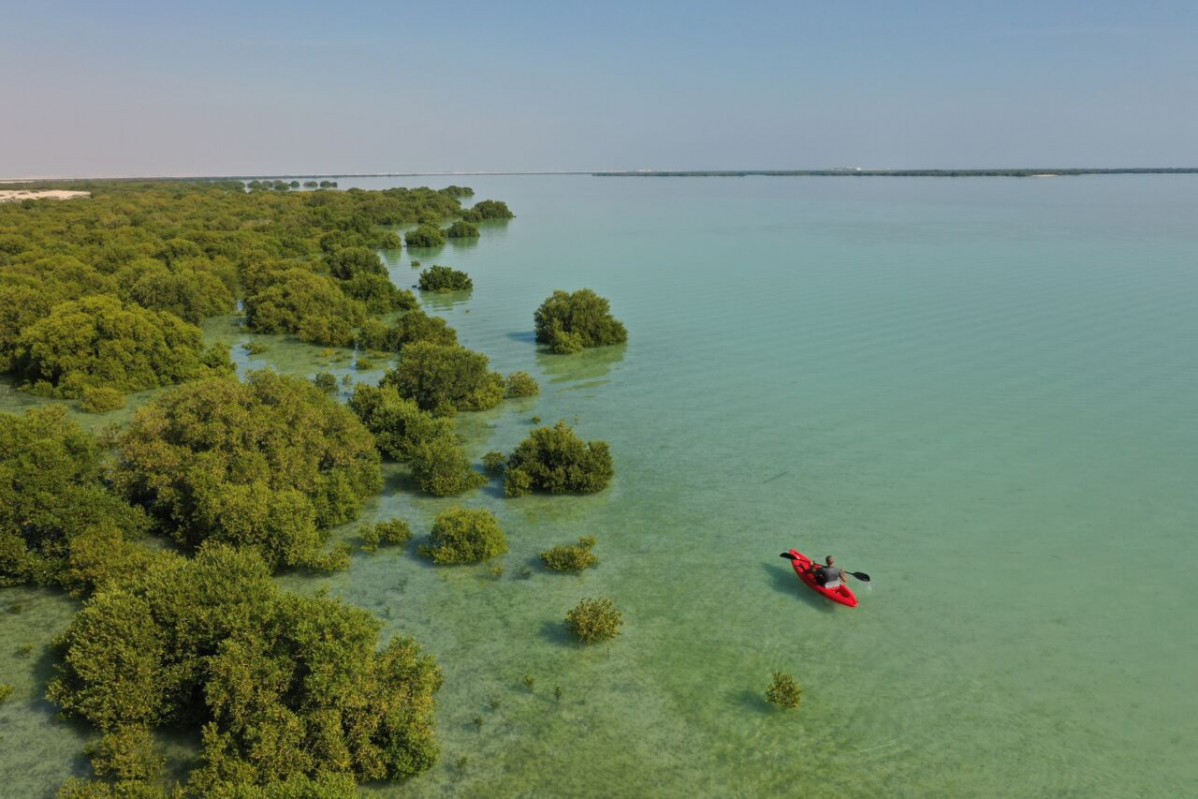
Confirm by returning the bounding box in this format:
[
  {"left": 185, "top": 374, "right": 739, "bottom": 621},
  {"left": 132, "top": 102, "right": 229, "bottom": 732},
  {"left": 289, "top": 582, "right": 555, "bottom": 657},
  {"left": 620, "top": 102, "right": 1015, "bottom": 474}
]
[{"left": 778, "top": 552, "right": 871, "bottom": 583}]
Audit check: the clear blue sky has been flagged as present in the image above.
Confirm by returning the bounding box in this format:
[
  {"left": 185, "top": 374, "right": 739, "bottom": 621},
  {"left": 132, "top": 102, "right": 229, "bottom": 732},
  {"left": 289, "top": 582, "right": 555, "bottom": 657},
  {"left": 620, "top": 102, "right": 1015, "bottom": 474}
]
[{"left": 2, "top": 1, "right": 1195, "bottom": 176}]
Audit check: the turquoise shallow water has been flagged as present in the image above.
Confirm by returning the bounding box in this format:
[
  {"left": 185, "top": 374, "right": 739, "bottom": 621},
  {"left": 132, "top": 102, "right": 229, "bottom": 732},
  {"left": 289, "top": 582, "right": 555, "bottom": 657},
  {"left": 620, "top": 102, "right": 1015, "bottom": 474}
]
[{"left": 3, "top": 175, "right": 1197, "bottom": 796}]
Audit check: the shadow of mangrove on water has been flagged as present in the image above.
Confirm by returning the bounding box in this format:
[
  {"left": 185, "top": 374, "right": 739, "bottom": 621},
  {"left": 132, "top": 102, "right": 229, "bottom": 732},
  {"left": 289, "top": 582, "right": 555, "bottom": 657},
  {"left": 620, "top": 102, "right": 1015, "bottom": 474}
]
[
  {"left": 538, "top": 618, "right": 577, "bottom": 648},
  {"left": 505, "top": 330, "right": 537, "bottom": 344},
  {"left": 761, "top": 563, "right": 835, "bottom": 614},
  {"left": 733, "top": 687, "right": 775, "bottom": 716},
  {"left": 536, "top": 342, "right": 626, "bottom": 386}
]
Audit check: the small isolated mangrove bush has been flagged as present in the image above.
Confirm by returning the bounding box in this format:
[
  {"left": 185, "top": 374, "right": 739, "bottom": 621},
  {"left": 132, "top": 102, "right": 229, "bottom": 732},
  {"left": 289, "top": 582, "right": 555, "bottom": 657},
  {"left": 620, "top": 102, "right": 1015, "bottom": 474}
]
[
  {"left": 565, "top": 597, "right": 622, "bottom": 644},
  {"left": 460, "top": 199, "right": 514, "bottom": 221},
  {"left": 766, "top": 672, "right": 802, "bottom": 709},
  {"left": 534, "top": 288, "right": 627, "bottom": 354},
  {"left": 504, "top": 420, "right": 614, "bottom": 496},
  {"left": 540, "top": 536, "right": 599, "bottom": 572},
  {"left": 419, "top": 508, "right": 507, "bottom": 564},
  {"left": 445, "top": 220, "right": 480, "bottom": 239},
  {"left": 505, "top": 371, "right": 540, "bottom": 398},
  {"left": 418, "top": 265, "right": 473, "bottom": 292},
  {"left": 362, "top": 519, "right": 413, "bottom": 552}
]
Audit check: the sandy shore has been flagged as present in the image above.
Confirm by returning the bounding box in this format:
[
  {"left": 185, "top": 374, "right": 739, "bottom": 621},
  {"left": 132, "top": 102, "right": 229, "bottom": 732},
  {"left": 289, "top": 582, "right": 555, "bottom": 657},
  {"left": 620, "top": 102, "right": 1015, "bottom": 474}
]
[{"left": 0, "top": 190, "right": 91, "bottom": 203}]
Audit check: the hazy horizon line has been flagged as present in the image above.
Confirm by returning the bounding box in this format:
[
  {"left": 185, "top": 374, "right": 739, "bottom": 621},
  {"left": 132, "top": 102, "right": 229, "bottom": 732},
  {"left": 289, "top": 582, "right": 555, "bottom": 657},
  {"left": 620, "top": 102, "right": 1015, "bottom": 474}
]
[{"left": 4, "top": 167, "right": 1198, "bottom": 183}]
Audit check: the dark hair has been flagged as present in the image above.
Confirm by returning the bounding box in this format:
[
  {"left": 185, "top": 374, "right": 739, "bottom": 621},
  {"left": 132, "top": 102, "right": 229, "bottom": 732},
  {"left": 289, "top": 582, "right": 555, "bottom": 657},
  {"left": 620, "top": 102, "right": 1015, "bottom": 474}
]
[{"left": 825, "top": 556, "right": 835, "bottom": 565}]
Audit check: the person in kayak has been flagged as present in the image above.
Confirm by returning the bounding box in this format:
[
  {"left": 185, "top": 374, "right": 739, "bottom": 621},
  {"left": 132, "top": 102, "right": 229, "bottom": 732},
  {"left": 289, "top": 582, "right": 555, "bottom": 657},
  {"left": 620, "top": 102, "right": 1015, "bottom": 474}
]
[{"left": 811, "top": 556, "right": 845, "bottom": 589}]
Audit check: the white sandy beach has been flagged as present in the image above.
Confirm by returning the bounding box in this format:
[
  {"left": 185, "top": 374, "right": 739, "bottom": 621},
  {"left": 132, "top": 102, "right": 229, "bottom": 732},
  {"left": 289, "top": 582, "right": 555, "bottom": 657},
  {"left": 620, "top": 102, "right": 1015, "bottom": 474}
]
[{"left": 0, "top": 190, "right": 91, "bottom": 203}]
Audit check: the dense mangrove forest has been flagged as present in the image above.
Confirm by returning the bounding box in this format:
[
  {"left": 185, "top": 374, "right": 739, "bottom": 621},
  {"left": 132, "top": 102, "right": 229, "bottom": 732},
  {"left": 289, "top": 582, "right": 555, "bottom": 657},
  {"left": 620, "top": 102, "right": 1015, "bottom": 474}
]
[{"left": 0, "top": 180, "right": 624, "bottom": 797}]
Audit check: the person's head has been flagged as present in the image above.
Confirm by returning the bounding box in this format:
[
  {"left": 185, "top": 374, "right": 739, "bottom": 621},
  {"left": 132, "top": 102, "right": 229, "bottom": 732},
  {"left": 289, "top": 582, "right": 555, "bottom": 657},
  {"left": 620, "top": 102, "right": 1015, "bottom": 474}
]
[{"left": 825, "top": 556, "right": 835, "bottom": 566}]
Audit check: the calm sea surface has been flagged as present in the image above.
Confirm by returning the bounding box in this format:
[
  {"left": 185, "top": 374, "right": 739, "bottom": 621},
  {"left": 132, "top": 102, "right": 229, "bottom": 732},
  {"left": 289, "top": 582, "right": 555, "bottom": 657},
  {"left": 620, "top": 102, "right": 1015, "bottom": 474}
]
[{"left": 2, "top": 175, "right": 1196, "bottom": 796}]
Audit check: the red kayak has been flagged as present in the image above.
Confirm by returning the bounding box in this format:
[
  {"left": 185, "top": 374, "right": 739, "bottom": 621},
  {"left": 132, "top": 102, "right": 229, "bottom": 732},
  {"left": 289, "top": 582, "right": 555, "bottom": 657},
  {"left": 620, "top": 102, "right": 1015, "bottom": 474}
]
[{"left": 784, "top": 549, "right": 858, "bottom": 607}]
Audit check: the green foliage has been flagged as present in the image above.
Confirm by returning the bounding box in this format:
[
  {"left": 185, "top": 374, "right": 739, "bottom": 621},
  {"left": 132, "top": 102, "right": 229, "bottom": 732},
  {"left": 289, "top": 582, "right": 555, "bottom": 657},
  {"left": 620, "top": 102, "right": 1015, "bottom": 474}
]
[
  {"left": 404, "top": 225, "right": 445, "bottom": 249},
  {"left": 362, "top": 518, "right": 412, "bottom": 552},
  {"left": 113, "top": 371, "right": 380, "bottom": 570},
  {"left": 243, "top": 341, "right": 269, "bottom": 355},
  {"left": 564, "top": 597, "right": 622, "bottom": 643},
  {"left": 348, "top": 384, "right": 452, "bottom": 460},
  {"left": 354, "top": 310, "right": 457, "bottom": 353},
  {"left": 341, "top": 273, "right": 416, "bottom": 315},
  {"left": 354, "top": 357, "right": 375, "bottom": 370},
  {"left": 375, "top": 519, "right": 412, "bottom": 546},
  {"left": 540, "top": 536, "right": 598, "bottom": 572},
  {"left": 409, "top": 437, "right": 486, "bottom": 496},
  {"left": 382, "top": 342, "right": 505, "bottom": 415},
  {"left": 0, "top": 683, "right": 12, "bottom": 703},
  {"left": 325, "top": 246, "right": 384, "bottom": 280},
  {"left": 390, "top": 309, "right": 458, "bottom": 349},
  {"left": 346, "top": 384, "right": 480, "bottom": 496},
  {"left": 504, "top": 421, "right": 614, "bottom": 497},
  {"left": 1, "top": 406, "right": 151, "bottom": 593},
  {"left": 481, "top": 451, "right": 506, "bottom": 474},
  {"left": 534, "top": 289, "right": 627, "bottom": 354},
  {"left": 766, "top": 672, "right": 802, "bottom": 709},
  {"left": 80, "top": 387, "right": 126, "bottom": 413},
  {"left": 244, "top": 270, "right": 365, "bottom": 347},
  {"left": 505, "top": 371, "right": 539, "bottom": 398},
  {"left": 354, "top": 319, "right": 393, "bottom": 351},
  {"left": 419, "top": 508, "right": 507, "bottom": 564},
  {"left": 11, "top": 295, "right": 229, "bottom": 397},
  {"left": 444, "top": 221, "right": 479, "bottom": 239},
  {"left": 467, "top": 200, "right": 514, "bottom": 220},
  {"left": 48, "top": 545, "right": 442, "bottom": 793},
  {"left": 417, "top": 265, "right": 472, "bottom": 292},
  {"left": 123, "top": 259, "right": 236, "bottom": 324},
  {"left": 360, "top": 525, "right": 381, "bottom": 552},
  {"left": 312, "top": 372, "right": 338, "bottom": 394},
  {"left": 86, "top": 726, "right": 164, "bottom": 783}
]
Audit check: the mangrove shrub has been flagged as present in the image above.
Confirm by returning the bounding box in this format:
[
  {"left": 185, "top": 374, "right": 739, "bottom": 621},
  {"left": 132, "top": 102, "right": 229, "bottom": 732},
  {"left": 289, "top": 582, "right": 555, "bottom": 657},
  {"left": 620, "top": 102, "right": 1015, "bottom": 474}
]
[
  {"left": 382, "top": 342, "right": 505, "bottom": 415},
  {"left": 48, "top": 545, "right": 442, "bottom": 794},
  {"left": 505, "top": 371, "right": 539, "bottom": 398},
  {"left": 419, "top": 508, "right": 507, "bottom": 564},
  {"left": 464, "top": 200, "right": 514, "bottom": 220},
  {"left": 417, "top": 265, "right": 472, "bottom": 292},
  {"left": 504, "top": 421, "right": 614, "bottom": 496},
  {"left": 444, "top": 221, "right": 479, "bottom": 239},
  {"left": 540, "top": 536, "right": 599, "bottom": 572},
  {"left": 565, "top": 597, "right": 622, "bottom": 643},
  {"left": 0, "top": 406, "right": 150, "bottom": 594},
  {"left": 405, "top": 225, "right": 445, "bottom": 249},
  {"left": 347, "top": 384, "right": 481, "bottom": 496},
  {"left": 534, "top": 289, "right": 627, "bottom": 354},
  {"left": 766, "top": 672, "right": 802, "bottom": 709},
  {"left": 244, "top": 269, "right": 366, "bottom": 347},
  {"left": 114, "top": 370, "right": 381, "bottom": 570},
  {"left": 12, "top": 295, "right": 230, "bottom": 397}
]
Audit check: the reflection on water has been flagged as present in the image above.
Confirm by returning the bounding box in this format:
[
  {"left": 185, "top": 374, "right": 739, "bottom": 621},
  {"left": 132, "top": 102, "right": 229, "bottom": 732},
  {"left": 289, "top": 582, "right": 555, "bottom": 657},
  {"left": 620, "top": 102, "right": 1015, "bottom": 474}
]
[
  {"left": 444, "top": 237, "right": 480, "bottom": 253},
  {"left": 535, "top": 343, "right": 626, "bottom": 388},
  {"left": 421, "top": 288, "right": 474, "bottom": 313}
]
